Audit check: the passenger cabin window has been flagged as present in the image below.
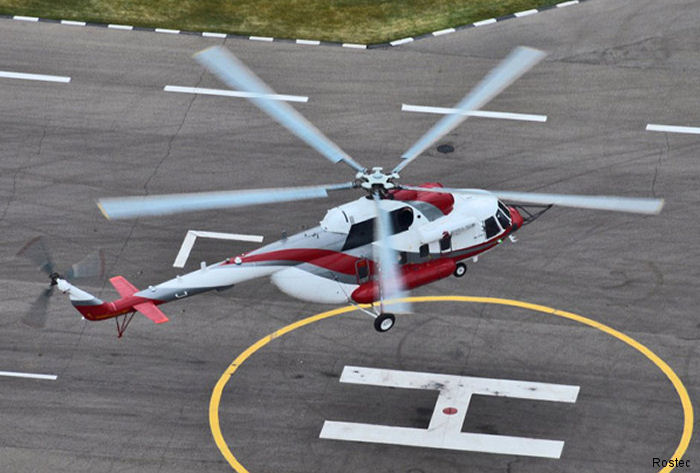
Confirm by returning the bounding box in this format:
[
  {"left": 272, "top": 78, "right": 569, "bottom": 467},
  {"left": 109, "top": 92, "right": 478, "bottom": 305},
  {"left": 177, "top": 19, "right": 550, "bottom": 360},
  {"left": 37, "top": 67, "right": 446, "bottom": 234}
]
[
  {"left": 342, "top": 207, "right": 414, "bottom": 251},
  {"left": 496, "top": 209, "right": 510, "bottom": 230},
  {"left": 419, "top": 244, "right": 430, "bottom": 258},
  {"left": 484, "top": 217, "right": 500, "bottom": 239},
  {"left": 439, "top": 233, "right": 451, "bottom": 252}
]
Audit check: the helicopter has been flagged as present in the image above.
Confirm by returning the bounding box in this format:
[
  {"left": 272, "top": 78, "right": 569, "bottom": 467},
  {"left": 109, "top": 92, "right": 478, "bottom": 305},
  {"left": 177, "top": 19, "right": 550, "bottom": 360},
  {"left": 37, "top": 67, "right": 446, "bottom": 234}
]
[{"left": 29, "top": 45, "right": 663, "bottom": 337}]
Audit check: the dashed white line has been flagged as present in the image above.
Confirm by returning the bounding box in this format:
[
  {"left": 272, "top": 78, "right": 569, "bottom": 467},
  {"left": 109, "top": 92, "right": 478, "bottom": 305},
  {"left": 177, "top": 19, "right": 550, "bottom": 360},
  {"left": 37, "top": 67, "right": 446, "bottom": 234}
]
[
  {"left": 401, "top": 104, "right": 547, "bottom": 122},
  {"left": 0, "top": 370, "right": 57, "bottom": 381},
  {"left": 557, "top": 0, "right": 580, "bottom": 7},
  {"left": 646, "top": 124, "right": 700, "bottom": 135},
  {"left": 249, "top": 36, "right": 274, "bottom": 42},
  {"left": 164, "top": 85, "right": 309, "bottom": 103},
  {"left": 155, "top": 28, "right": 180, "bottom": 34},
  {"left": 203, "top": 31, "right": 227, "bottom": 38},
  {"left": 342, "top": 43, "right": 367, "bottom": 49},
  {"left": 432, "top": 28, "right": 456, "bottom": 37},
  {"left": 13, "top": 15, "right": 38, "bottom": 22},
  {"left": 473, "top": 18, "right": 497, "bottom": 27},
  {"left": 390, "top": 37, "right": 414, "bottom": 46},
  {"left": 296, "top": 39, "right": 320, "bottom": 45},
  {"left": 108, "top": 24, "right": 133, "bottom": 30},
  {"left": 60, "top": 20, "right": 86, "bottom": 26},
  {"left": 514, "top": 9, "right": 539, "bottom": 17},
  {"left": 0, "top": 70, "right": 71, "bottom": 83}
]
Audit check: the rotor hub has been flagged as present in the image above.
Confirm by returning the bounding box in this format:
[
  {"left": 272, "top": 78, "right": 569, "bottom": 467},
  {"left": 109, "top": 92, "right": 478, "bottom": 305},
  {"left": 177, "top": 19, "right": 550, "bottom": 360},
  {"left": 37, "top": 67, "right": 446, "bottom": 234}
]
[{"left": 356, "top": 167, "right": 400, "bottom": 194}]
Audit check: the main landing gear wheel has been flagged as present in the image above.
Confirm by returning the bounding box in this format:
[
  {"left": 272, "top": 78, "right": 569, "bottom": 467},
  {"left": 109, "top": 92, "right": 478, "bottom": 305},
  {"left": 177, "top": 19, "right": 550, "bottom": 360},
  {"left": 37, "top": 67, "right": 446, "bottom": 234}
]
[
  {"left": 454, "top": 262, "right": 467, "bottom": 277},
  {"left": 374, "top": 313, "right": 396, "bottom": 332}
]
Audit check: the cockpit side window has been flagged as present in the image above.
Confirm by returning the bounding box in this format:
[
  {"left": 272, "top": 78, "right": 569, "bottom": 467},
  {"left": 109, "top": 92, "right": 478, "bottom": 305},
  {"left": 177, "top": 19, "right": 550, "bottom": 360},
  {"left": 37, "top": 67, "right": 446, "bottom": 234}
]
[{"left": 484, "top": 216, "right": 500, "bottom": 239}]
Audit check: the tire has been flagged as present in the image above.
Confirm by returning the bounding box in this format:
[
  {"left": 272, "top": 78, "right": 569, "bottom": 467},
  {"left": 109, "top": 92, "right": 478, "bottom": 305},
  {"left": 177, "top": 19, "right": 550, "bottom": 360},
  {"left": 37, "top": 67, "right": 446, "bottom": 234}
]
[
  {"left": 454, "top": 262, "right": 467, "bottom": 277},
  {"left": 374, "top": 313, "right": 396, "bottom": 332}
]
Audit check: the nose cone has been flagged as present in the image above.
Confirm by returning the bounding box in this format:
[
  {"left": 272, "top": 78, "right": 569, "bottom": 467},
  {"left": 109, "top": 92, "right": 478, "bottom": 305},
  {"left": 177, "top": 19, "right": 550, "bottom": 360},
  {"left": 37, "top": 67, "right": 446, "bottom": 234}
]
[{"left": 510, "top": 207, "right": 524, "bottom": 230}]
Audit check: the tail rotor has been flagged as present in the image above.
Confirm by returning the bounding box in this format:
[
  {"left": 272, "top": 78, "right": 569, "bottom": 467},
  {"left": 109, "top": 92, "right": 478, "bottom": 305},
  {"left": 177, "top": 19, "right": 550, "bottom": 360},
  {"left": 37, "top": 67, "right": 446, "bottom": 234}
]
[{"left": 17, "top": 237, "right": 105, "bottom": 328}]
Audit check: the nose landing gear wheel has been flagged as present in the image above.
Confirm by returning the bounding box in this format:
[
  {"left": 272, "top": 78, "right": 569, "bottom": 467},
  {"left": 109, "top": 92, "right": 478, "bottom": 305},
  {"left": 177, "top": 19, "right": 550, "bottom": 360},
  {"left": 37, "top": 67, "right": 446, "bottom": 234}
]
[
  {"left": 454, "top": 262, "right": 467, "bottom": 277},
  {"left": 374, "top": 313, "right": 395, "bottom": 332}
]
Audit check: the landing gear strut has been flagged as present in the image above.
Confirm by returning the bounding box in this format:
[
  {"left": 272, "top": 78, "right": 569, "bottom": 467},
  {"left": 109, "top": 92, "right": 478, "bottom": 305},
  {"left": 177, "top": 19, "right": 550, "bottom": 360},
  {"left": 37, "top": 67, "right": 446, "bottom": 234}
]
[
  {"left": 374, "top": 313, "right": 395, "bottom": 332},
  {"left": 453, "top": 262, "right": 467, "bottom": 277}
]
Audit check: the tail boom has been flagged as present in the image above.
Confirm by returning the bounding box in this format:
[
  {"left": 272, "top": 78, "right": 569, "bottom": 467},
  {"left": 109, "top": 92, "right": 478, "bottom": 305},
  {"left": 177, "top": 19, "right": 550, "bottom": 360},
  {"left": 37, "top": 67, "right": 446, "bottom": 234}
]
[{"left": 56, "top": 278, "right": 168, "bottom": 322}]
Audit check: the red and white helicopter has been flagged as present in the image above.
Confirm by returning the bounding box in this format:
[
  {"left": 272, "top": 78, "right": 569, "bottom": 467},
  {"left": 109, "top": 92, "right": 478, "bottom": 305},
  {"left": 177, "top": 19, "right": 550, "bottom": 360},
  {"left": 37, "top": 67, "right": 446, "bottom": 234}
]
[{"left": 25, "top": 46, "right": 663, "bottom": 336}]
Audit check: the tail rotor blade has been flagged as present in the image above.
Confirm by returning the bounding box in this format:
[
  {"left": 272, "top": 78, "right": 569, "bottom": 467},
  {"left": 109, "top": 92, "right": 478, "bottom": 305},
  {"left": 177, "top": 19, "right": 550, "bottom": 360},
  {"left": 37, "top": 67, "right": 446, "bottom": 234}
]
[
  {"left": 394, "top": 47, "right": 546, "bottom": 173},
  {"left": 16, "top": 236, "right": 55, "bottom": 276},
  {"left": 372, "top": 194, "right": 412, "bottom": 314},
  {"left": 22, "top": 286, "right": 54, "bottom": 328},
  {"left": 65, "top": 249, "right": 106, "bottom": 281},
  {"left": 194, "top": 46, "right": 366, "bottom": 173}
]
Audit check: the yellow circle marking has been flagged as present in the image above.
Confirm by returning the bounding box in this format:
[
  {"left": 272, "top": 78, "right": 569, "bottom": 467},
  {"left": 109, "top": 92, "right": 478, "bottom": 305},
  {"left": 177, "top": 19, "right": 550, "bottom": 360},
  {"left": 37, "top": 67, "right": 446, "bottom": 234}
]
[{"left": 209, "top": 296, "right": 693, "bottom": 473}]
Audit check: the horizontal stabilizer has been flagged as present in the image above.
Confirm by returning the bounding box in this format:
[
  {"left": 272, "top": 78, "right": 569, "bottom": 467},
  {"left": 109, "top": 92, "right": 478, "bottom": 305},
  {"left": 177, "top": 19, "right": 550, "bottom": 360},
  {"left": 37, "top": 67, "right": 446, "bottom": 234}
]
[
  {"left": 110, "top": 276, "right": 139, "bottom": 297},
  {"left": 133, "top": 302, "right": 169, "bottom": 324}
]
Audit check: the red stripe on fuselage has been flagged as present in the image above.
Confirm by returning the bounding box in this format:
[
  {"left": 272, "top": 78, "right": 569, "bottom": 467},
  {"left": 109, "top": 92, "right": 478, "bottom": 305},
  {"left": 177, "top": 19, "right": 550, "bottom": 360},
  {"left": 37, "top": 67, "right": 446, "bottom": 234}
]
[{"left": 230, "top": 248, "right": 364, "bottom": 275}]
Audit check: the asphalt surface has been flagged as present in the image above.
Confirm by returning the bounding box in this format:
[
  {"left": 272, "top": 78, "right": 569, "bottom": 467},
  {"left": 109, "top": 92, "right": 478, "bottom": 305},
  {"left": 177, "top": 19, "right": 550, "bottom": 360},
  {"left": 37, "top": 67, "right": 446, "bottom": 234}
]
[{"left": 1, "top": 0, "right": 699, "bottom": 471}]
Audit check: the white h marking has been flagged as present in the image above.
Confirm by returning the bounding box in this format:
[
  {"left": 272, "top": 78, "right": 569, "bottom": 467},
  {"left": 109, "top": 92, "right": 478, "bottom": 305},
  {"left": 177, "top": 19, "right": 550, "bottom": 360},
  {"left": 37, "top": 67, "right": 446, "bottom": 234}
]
[{"left": 321, "top": 366, "right": 579, "bottom": 458}]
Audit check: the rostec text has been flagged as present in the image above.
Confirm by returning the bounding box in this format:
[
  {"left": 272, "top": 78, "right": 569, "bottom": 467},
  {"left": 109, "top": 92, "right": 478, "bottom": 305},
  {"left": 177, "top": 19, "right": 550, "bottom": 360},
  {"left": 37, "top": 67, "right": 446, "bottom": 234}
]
[{"left": 652, "top": 458, "right": 690, "bottom": 468}]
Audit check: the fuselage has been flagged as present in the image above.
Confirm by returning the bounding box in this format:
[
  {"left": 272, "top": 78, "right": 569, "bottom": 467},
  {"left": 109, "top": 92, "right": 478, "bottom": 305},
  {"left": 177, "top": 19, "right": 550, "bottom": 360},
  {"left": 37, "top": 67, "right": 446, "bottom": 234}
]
[
  {"left": 60, "top": 185, "right": 524, "bottom": 321},
  {"left": 135, "top": 184, "right": 523, "bottom": 306}
]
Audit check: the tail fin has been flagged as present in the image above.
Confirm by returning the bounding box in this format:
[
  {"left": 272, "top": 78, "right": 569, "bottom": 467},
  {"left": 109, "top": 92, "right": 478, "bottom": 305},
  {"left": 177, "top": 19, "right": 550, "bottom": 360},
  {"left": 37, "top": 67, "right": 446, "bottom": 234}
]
[
  {"left": 56, "top": 278, "right": 106, "bottom": 320},
  {"left": 56, "top": 278, "right": 104, "bottom": 306}
]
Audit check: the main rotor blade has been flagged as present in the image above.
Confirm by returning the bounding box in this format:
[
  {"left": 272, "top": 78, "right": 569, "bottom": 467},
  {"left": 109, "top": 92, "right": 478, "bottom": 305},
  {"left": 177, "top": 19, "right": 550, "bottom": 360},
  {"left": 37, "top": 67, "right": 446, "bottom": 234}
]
[
  {"left": 372, "top": 194, "right": 412, "bottom": 314},
  {"left": 394, "top": 47, "right": 546, "bottom": 173},
  {"left": 97, "top": 182, "right": 354, "bottom": 220},
  {"left": 400, "top": 185, "right": 664, "bottom": 215},
  {"left": 194, "top": 46, "right": 365, "bottom": 173}
]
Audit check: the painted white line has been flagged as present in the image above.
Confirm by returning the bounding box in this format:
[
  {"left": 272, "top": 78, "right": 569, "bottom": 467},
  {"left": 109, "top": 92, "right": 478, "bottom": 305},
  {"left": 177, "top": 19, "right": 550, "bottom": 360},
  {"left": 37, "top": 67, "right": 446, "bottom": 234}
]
[
  {"left": 174, "top": 230, "right": 263, "bottom": 268},
  {"left": 322, "top": 422, "right": 566, "bottom": 458},
  {"left": 342, "top": 43, "right": 367, "bottom": 49},
  {"left": 432, "top": 28, "right": 456, "bottom": 36},
  {"left": 0, "top": 70, "right": 71, "bottom": 84},
  {"left": 108, "top": 24, "right": 133, "bottom": 30},
  {"left": 296, "top": 39, "right": 320, "bottom": 45},
  {"left": 155, "top": 28, "right": 180, "bottom": 34},
  {"left": 646, "top": 124, "right": 700, "bottom": 135},
  {"left": 557, "top": 0, "right": 580, "bottom": 7},
  {"left": 203, "top": 31, "right": 227, "bottom": 38},
  {"left": 0, "top": 370, "right": 57, "bottom": 381},
  {"left": 402, "top": 104, "right": 547, "bottom": 122},
  {"left": 515, "top": 9, "right": 539, "bottom": 17},
  {"left": 474, "top": 18, "right": 497, "bottom": 27},
  {"left": 60, "top": 20, "right": 86, "bottom": 26},
  {"left": 249, "top": 36, "right": 274, "bottom": 42},
  {"left": 163, "top": 85, "right": 308, "bottom": 103},
  {"left": 339, "top": 366, "right": 579, "bottom": 402},
  {"left": 390, "top": 37, "right": 414, "bottom": 46},
  {"left": 13, "top": 15, "right": 38, "bottom": 22}
]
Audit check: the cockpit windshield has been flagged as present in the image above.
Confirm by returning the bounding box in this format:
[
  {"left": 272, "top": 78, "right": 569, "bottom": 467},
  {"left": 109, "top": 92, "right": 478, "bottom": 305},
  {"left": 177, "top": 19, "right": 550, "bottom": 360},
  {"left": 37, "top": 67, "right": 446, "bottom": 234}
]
[
  {"left": 496, "top": 209, "right": 511, "bottom": 230},
  {"left": 498, "top": 201, "right": 511, "bottom": 219}
]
